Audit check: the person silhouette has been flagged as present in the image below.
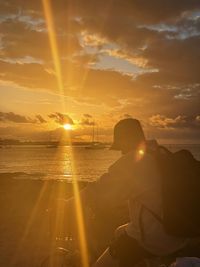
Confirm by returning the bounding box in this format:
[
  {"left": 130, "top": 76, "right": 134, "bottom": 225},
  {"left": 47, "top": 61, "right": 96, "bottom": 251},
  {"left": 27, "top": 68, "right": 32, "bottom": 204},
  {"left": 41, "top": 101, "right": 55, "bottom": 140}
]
[
  {"left": 53, "top": 118, "right": 193, "bottom": 267},
  {"left": 92, "top": 118, "right": 188, "bottom": 267}
]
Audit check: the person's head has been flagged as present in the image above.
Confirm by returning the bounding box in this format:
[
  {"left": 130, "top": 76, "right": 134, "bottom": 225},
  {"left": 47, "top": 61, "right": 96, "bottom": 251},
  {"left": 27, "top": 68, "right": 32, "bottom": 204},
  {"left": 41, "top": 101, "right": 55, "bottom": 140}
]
[{"left": 111, "top": 118, "right": 146, "bottom": 154}]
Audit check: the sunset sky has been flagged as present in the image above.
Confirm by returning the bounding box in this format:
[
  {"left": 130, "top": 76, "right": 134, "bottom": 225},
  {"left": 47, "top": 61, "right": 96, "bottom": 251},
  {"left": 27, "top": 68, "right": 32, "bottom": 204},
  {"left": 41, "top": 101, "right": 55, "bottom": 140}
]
[{"left": 0, "top": 0, "right": 200, "bottom": 143}]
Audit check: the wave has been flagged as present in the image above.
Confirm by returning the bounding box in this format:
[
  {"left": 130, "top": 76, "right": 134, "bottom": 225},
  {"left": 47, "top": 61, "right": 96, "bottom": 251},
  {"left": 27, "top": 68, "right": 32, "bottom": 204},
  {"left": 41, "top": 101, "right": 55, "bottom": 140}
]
[
  {"left": 0, "top": 172, "right": 46, "bottom": 180},
  {"left": 0, "top": 172, "right": 92, "bottom": 183}
]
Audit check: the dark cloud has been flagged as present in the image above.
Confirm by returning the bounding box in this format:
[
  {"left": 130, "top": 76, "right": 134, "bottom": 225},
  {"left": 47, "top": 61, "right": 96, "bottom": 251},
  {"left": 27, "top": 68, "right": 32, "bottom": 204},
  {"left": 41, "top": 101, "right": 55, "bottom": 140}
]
[
  {"left": 0, "top": 58, "right": 149, "bottom": 106},
  {"left": 35, "top": 114, "right": 47, "bottom": 123},
  {"left": 149, "top": 114, "right": 200, "bottom": 129},
  {"left": 0, "top": 0, "right": 200, "bottom": 143},
  {"left": 0, "top": 111, "right": 35, "bottom": 123},
  {"left": 48, "top": 112, "right": 74, "bottom": 125},
  {"left": 0, "top": 19, "right": 81, "bottom": 61},
  {"left": 83, "top": 114, "right": 93, "bottom": 118},
  {"left": 1, "top": 1, "right": 200, "bottom": 94},
  {"left": 80, "top": 114, "right": 95, "bottom": 126},
  {"left": 123, "top": 114, "right": 132, "bottom": 119},
  {"left": 0, "top": 60, "right": 58, "bottom": 91},
  {"left": 141, "top": 36, "right": 200, "bottom": 84},
  {"left": 0, "top": 111, "right": 48, "bottom": 124},
  {"left": 1, "top": 0, "right": 199, "bottom": 23}
]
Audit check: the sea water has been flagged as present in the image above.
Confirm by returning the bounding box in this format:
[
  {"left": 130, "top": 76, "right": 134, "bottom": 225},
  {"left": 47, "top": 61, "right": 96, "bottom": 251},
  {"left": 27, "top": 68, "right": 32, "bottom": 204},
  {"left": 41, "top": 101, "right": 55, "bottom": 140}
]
[{"left": 0, "top": 144, "right": 199, "bottom": 181}]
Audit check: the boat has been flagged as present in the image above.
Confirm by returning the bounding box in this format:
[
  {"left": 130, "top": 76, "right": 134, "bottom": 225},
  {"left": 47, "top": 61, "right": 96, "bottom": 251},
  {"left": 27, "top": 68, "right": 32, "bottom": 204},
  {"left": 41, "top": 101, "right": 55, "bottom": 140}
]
[
  {"left": 85, "top": 141, "right": 106, "bottom": 150},
  {"left": 85, "top": 124, "right": 106, "bottom": 150},
  {"left": 46, "top": 145, "right": 58, "bottom": 148}
]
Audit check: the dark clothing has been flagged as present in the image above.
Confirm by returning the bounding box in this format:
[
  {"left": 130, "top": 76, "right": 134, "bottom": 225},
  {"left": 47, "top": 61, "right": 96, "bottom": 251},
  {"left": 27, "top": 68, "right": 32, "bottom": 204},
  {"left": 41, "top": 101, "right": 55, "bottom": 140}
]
[
  {"left": 109, "top": 231, "right": 154, "bottom": 267},
  {"left": 109, "top": 232, "right": 200, "bottom": 267}
]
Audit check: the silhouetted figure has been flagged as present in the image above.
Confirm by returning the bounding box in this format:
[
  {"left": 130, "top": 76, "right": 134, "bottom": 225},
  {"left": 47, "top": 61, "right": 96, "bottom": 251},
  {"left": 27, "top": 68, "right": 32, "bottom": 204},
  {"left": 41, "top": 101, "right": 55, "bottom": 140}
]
[
  {"left": 53, "top": 118, "right": 200, "bottom": 267},
  {"left": 110, "top": 118, "right": 145, "bottom": 154}
]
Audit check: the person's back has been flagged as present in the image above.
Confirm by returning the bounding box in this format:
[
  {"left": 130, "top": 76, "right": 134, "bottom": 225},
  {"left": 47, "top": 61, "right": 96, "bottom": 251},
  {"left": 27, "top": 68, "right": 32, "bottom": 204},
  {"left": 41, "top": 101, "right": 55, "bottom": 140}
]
[
  {"left": 126, "top": 151, "right": 187, "bottom": 256},
  {"left": 93, "top": 118, "right": 198, "bottom": 267},
  {"left": 55, "top": 118, "right": 200, "bottom": 267}
]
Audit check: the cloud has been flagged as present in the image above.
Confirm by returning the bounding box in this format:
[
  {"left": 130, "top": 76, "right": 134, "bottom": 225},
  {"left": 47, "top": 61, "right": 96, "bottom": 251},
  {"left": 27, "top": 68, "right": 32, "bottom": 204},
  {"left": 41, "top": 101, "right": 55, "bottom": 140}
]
[
  {"left": 1, "top": 2, "right": 200, "bottom": 92},
  {"left": 83, "top": 114, "right": 93, "bottom": 118},
  {"left": 123, "top": 114, "right": 132, "bottom": 119},
  {"left": 0, "top": 60, "right": 58, "bottom": 91},
  {"left": 0, "top": 111, "right": 48, "bottom": 124},
  {"left": 48, "top": 112, "right": 74, "bottom": 125},
  {"left": 0, "top": 0, "right": 200, "bottom": 143},
  {"left": 141, "top": 36, "right": 200, "bottom": 84},
  {"left": 0, "top": 111, "right": 35, "bottom": 123},
  {"left": 149, "top": 114, "right": 200, "bottom": 129},
  {"left": 0, "top": 18, "right": 81, "bottom": 61},
  {"left": 80, "top": 114, "right": 95, "bottom": 126},
  {"left": 35, "top": 114, "right": 47, "bottom": 123}
]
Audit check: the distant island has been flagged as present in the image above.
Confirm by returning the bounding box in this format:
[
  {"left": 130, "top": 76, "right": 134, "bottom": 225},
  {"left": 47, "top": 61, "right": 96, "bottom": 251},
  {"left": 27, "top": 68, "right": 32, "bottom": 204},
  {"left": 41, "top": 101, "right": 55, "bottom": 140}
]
[{"left": 0, "top": 138, "right": 110, "bottom": 147}]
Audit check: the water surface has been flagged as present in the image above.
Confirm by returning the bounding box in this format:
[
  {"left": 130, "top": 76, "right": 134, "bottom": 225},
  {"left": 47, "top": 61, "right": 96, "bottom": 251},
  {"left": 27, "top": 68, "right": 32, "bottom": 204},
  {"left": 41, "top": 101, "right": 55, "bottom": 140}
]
[{"left": 0, "top": 144, "right": 199, "bottom": 181}]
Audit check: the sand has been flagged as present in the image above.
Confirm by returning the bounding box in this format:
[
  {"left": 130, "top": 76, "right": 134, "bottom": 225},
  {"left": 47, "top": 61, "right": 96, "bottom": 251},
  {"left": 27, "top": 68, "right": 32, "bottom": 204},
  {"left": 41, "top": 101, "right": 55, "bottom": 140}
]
[
  {"left": 0, "top": 174, "right": 85, "bottom": 267},
  {"left": 0, "top": 174, "right": 128, "bottom": 267}
]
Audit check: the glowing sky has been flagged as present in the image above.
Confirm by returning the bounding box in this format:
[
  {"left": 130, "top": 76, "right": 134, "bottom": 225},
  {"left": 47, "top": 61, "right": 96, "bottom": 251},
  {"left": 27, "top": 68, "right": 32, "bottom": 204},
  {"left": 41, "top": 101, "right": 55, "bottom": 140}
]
[{"left": 0, "top": 0, "right": 200, "bottom": 143}]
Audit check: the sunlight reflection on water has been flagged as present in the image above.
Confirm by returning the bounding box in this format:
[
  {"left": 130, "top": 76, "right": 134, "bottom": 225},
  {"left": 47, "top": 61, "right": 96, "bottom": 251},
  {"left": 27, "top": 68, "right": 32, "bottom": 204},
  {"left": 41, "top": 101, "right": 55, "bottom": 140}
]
[
  {"left": 0, "top": 146, "right": 120, "bottom": 181},
  {"left": 0, "top": 144, "right": 199, "bottom": 181}
]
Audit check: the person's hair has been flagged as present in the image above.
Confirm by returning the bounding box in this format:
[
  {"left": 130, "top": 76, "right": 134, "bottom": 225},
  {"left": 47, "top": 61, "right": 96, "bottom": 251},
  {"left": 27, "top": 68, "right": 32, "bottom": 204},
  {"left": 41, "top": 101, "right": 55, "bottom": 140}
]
[{"left": 112, "top": 118, "right": 145, "bottom": 152}]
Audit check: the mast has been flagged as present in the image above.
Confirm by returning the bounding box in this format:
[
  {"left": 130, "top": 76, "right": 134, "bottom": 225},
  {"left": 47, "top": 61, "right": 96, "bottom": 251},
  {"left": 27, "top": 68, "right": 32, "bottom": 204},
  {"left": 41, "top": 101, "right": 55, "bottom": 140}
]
[
  {"left": 96, "top": 124, "right": 99, "bottom": 143},
  {"left": 92, "top": 123, "right": 95, "bottom": 143}
]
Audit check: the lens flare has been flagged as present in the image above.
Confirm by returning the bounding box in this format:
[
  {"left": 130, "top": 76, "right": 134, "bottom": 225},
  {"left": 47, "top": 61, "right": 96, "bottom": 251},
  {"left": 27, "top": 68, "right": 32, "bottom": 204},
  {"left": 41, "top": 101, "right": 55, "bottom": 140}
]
[
  {"left": 139, "top": 149, "right": 145, "bottom": 156},
  {"left": 135, "top": 143, "right": 146, "bottom": 162}
]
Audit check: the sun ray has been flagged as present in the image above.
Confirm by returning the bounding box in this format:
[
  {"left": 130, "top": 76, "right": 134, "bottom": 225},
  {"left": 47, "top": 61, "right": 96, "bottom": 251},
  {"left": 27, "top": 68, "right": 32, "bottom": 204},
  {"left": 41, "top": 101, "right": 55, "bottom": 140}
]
[
  {"left": 42, "top": 3, "right": 89, "bottom": 265},
  {"left": 68, "top": 145, "right": 90, "bottom": 267},
  {"left": 42, "top": 0, "right": 66, "bottom": 111},
  {"left": 41, "top": 2, "right": 90, "bottom": 266},
  {"left": 72, "top": 180, "right": 89, "bottom": 267},
  {"left": 10, "top": 180, "right": 49, "bottom": 266},
  {"left": 78, "top": 0, "right": 115, "bottom": 96}
]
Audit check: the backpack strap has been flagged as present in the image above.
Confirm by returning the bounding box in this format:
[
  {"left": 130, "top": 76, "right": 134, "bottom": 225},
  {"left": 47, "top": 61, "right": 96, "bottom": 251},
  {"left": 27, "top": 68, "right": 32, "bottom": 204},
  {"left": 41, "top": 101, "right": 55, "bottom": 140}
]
[
  {"left": 139, "top": 205, "right": 145, "bottom": 241},
  {"left": 143, "top": 205, "right": 163, "bottom": 224},
  {"left": 139, "top": 204, "right": 163, "bottom": 242}
]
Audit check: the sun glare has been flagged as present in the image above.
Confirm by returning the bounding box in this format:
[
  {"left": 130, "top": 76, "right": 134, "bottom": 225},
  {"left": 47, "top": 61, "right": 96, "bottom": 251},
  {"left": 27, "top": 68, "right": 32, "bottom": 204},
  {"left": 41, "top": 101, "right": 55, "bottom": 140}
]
[
  {"left": 63, "top": 123, "right": 72, "bottom": 130},
  {"left": 42, "top": 2, "right": 89, "bottom": 267}
]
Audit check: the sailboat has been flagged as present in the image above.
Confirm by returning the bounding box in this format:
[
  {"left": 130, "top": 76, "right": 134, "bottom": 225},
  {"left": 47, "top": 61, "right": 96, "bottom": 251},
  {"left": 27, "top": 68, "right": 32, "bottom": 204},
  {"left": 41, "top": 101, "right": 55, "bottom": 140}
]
[
  {"left": 85, "top": 124, "right": 106, "bottom": 150},
  {"left": 46, "top": 131, "right": 58, "bottom": 148}
]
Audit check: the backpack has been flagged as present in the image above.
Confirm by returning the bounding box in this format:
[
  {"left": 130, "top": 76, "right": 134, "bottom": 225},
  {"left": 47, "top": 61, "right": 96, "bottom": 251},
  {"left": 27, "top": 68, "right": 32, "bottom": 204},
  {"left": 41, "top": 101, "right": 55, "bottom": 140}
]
[{"left": 154, "top": 146, "right": 200, "bottom": 238}]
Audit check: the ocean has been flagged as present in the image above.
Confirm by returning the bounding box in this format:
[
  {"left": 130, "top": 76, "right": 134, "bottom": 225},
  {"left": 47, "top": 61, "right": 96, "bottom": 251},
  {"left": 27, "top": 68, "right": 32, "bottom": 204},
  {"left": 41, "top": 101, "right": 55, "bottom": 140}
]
[{"left": 0, "top": 144, "right": 200, "bottom": 181}]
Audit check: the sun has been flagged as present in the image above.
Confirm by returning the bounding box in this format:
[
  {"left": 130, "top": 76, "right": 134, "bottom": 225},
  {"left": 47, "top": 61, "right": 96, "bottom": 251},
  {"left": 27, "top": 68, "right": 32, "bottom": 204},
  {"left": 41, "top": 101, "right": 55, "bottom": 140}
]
[{"left": 63, "top": 123, "right": 73, "bottom": 130}]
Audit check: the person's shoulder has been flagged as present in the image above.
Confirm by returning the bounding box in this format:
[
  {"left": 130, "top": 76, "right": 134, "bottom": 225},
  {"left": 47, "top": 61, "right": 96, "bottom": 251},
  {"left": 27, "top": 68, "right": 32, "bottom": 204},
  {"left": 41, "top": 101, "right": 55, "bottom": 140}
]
[
  {"left": 139, "top": 152, "right": 156, "bottom": 166},
  {"left": 108, "top": 139, "right": 161, "bottom": 173},
  {"left": 108, "top": 150, "right": 151, "bottom": 176},
  {"left": 108, "top": 150, "right": 138, "bottom": 173}
]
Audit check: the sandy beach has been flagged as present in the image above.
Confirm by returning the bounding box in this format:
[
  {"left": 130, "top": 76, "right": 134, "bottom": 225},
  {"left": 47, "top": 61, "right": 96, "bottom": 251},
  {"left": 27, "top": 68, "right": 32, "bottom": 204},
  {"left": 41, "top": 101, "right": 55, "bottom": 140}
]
[
  {"left": 0, "top": 174, "right": 86, "bottom": 267},
  {"left": 0, "top": 173, "right": 128, "bottom": 267}
]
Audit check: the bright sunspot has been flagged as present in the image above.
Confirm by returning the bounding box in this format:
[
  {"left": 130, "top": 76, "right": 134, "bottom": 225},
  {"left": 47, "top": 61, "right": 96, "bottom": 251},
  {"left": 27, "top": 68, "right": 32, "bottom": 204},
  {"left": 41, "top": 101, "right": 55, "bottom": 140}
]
[{"left": 63, "top": 123, "right": 73, "bottom": 130}]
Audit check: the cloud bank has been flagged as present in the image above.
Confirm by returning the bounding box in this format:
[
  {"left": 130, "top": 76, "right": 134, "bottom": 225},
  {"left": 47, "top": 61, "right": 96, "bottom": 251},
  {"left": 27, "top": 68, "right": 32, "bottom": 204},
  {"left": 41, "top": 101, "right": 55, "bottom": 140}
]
[{"left": 0, "top": 0, "right": 200, "bottom": 142}]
